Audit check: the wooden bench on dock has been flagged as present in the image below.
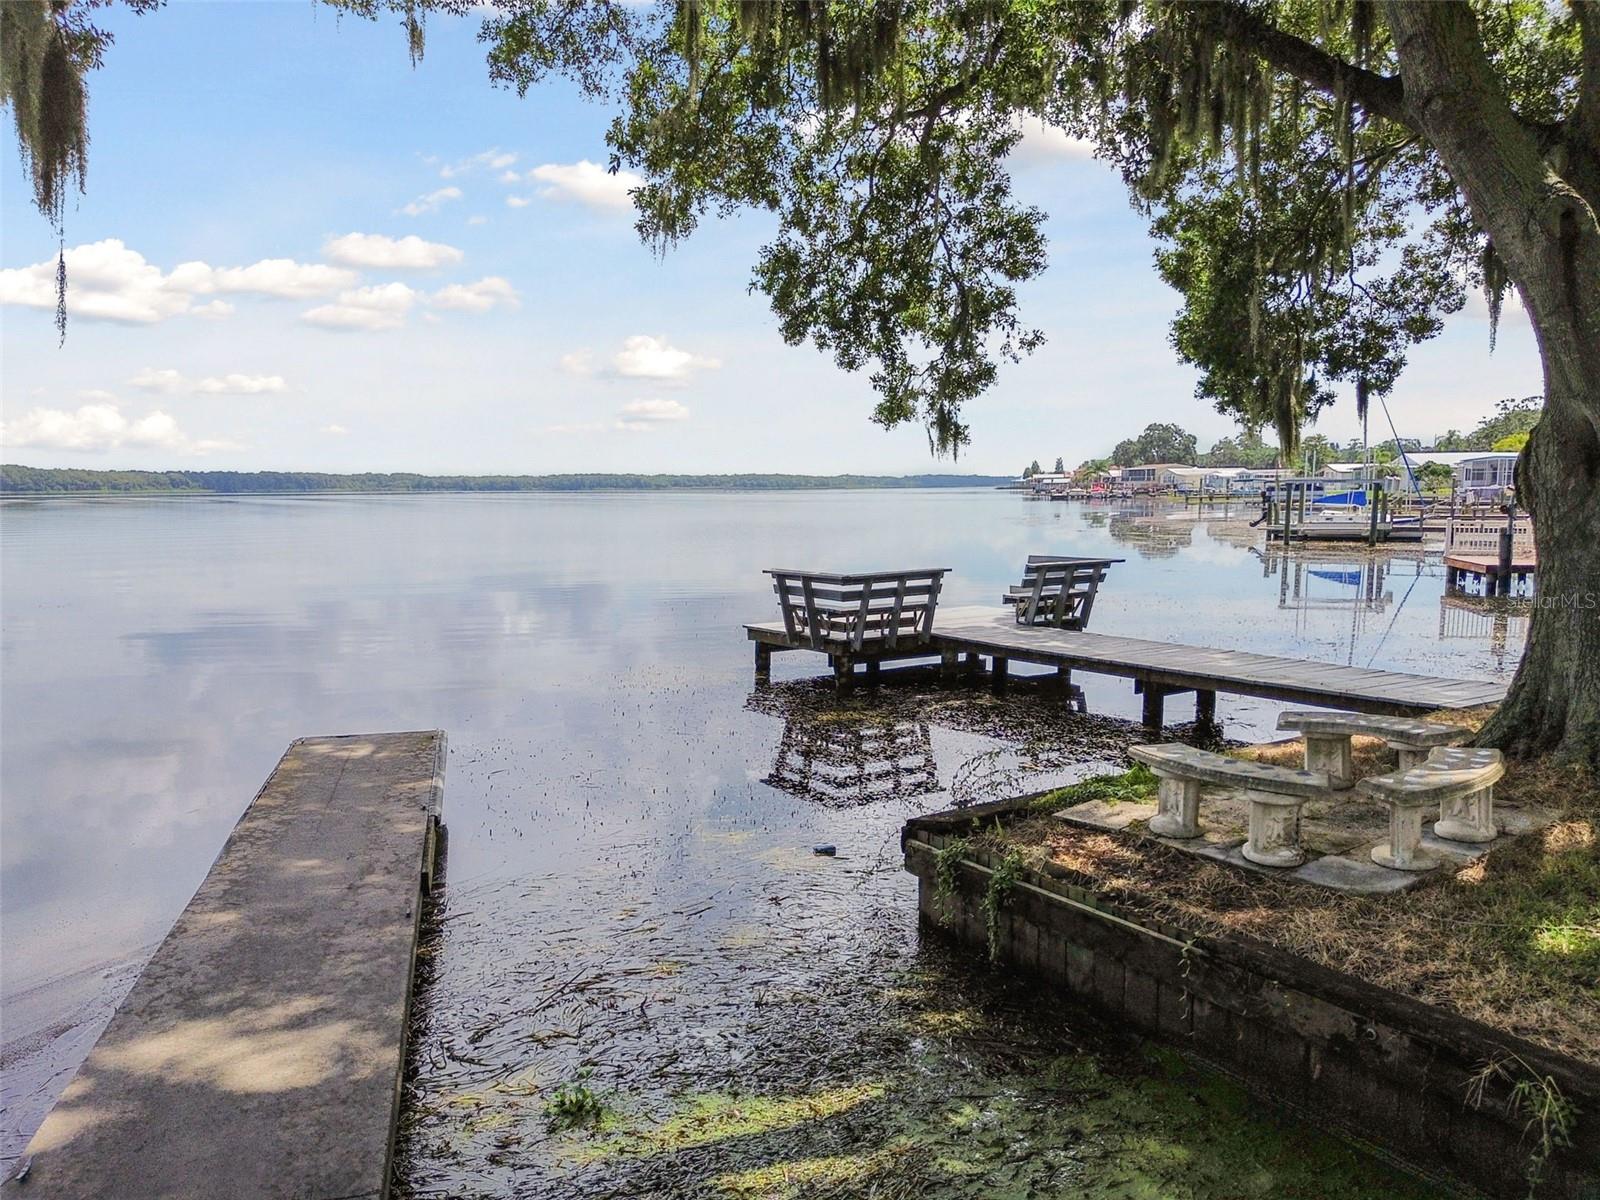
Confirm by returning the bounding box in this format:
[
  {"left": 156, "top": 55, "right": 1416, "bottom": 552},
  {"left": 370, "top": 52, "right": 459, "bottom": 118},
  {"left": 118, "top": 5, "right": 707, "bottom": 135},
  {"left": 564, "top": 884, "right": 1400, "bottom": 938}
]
[
  {"left": 1276, "top": 711, "right": 1471, "bottom": 788},
  {"left": 761, "top": 567, "right": 950, "bottom": 685},
  {"left": 1129, "top": 743, "right": 1331, "bottom": 868},
  {"left": 1360, "top": 747, "right": 1505, "bottom": 870},
  {"left": 4, "top": 731, "right": 446, "bottom": 1200},
  {"left": 1003, "top": 555, "right": 1122, "bottom": 629}
]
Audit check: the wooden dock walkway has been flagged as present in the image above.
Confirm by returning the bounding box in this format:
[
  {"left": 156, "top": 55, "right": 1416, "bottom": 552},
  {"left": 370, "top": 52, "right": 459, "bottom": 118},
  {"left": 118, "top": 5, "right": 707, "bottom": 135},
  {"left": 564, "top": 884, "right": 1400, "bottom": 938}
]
[
  {"left": 747, "top": 605, "right": 1506, "bottom": 728},
  {"left": 4, "top": 730, "right": 446, "bottom": 1200}
]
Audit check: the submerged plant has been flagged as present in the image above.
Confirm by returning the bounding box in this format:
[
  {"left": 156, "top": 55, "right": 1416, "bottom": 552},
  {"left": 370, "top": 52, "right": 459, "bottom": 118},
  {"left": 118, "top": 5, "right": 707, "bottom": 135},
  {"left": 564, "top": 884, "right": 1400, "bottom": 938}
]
[{"left": 544, "top": 1070, "right": 608, "bottom": 1132}]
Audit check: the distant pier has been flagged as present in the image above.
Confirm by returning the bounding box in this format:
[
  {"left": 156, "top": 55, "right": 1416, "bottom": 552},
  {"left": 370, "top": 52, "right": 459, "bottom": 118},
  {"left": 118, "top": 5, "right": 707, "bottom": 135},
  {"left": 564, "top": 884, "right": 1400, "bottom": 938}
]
[{"left": 4, "top": 730, "right": 446, "bottom": 1200}]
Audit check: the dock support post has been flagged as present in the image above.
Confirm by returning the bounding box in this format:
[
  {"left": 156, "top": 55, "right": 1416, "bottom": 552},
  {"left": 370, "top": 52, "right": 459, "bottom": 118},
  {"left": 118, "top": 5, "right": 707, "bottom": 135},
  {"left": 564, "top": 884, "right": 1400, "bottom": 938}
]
[
  {"left": 964, "top": 651, "right": 982, "bottom": 674},
  {"left": 1141, "top": 685, "right": 1165, "bottom": 731},
  {"left": 833, "top": 655, "right": 853, "bottom": 692},
  {"left": 754, "top": 642, "right": 772, "bottom": 681},
  {"left": 865, "top": 659, "right": 881, "bottom": 685},
  {"left": 1057, "top": 664, "right": 1073, "bottom": 688},
  {"left": 1195, "top": 689, "right": 1216, "bottom": 725},
  {"left": 940, "top": 648, "right": 959, "bottom": 682},
  {"left": 991, "top": 657, "right": 1009, "bottom": 695}
]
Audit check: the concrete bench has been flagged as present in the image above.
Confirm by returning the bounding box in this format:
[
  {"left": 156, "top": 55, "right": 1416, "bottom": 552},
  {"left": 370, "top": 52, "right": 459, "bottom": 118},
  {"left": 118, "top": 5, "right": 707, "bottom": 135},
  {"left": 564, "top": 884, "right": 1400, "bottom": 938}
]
[
  {"left": 1358, "top": 746, "right": 1505, "bottom": 870},
  {"left": 1276, "top": 711, "right": 1471, "bottom": 788},
  {"left": 1129, "top": 744, "right": 1331, "bottom": 868}
]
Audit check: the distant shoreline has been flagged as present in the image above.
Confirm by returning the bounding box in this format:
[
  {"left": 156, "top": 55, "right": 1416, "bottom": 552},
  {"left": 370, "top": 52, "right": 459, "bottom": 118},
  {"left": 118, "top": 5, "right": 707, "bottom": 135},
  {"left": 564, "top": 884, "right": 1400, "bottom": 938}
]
[{"left": 0, "top": 466, "right": 1015, "bottom": 496}]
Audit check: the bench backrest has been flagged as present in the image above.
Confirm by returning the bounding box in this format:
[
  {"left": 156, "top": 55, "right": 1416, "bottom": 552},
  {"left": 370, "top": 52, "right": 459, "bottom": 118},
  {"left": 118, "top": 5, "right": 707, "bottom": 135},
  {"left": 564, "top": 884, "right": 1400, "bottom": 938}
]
[
  {"left": 766, "top": 568, "right": 950, "bottom": 652},
  {"left": 1014, "top": 557, "right": 1117, "bottom": 626}
]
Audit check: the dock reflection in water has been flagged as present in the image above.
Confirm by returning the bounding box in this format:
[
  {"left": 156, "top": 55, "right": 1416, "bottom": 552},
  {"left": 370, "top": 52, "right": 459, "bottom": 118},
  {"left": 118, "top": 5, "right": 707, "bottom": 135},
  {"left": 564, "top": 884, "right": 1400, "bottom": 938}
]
[{"left": 764, "top": 714, "right": 940, "bottom": 808}]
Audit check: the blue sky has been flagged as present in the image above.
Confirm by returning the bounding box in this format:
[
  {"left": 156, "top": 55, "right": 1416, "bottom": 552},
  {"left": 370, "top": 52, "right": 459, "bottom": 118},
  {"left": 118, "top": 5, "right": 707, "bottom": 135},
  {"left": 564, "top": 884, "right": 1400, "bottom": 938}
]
[{"left": 0, "top": 2, "right": 1545, "bottom": 476}]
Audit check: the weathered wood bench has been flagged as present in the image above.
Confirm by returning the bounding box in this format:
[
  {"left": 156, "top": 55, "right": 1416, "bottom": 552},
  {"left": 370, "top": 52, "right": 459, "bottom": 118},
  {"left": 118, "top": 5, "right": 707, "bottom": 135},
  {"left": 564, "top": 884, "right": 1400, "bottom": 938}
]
[
  {"left": 1277, "top": 711, "right": 1470, "bottom": 787},
  {"left": 1129, "top": 743, "right": 1331, "bottom": 868},
  {"left": 1002, "top": 555, "right": 1122, "bottom": 629},
  {"left": 1358, "top": 746, "right": 1505, "bottom": 870},
  {"left": 766, "top": 567, "right": 950, "bottom": 655}
]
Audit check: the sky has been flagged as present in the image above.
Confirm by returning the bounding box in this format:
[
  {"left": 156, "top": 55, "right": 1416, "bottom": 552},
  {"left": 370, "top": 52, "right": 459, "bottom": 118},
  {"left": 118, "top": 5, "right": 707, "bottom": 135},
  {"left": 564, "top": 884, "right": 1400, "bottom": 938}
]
[{"left": 0, "top": 2, "right": 1546, "bottom": 477}]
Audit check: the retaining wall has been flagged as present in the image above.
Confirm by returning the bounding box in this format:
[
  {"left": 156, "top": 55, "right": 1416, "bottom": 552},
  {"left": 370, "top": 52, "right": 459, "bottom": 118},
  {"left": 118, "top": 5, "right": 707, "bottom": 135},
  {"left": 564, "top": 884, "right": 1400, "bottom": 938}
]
[{"left": 903, "top": 799, "right": 1600, "bottom": 1200}]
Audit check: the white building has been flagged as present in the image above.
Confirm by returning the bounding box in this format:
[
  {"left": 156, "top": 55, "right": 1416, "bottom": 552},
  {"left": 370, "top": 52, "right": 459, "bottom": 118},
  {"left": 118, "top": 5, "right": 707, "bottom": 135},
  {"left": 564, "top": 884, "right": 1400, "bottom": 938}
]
[{"left": 1120, "top": 463, "right": 1194, "bottom": 489}]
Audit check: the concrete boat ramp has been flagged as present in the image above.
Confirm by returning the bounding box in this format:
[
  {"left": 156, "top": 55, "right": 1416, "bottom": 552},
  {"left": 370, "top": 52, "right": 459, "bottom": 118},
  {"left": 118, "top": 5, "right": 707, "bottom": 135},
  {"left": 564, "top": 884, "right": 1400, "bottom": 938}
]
[
  {"left": 4, "top": 730, "right": 446, "bottom": 1200},
  {"left": 747, "top": 605, "right": 1507, "bottom": 727}
]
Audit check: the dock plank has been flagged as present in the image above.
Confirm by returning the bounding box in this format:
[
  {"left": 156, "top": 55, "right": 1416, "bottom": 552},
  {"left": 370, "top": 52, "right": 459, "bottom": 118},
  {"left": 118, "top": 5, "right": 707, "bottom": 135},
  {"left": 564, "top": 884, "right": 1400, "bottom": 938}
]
[
  {"left": 4, "top": 730, "right": 446, "bottom": 1200},
  {"left": 745, "top": 605, "right": 1506, "bottom": 715}
]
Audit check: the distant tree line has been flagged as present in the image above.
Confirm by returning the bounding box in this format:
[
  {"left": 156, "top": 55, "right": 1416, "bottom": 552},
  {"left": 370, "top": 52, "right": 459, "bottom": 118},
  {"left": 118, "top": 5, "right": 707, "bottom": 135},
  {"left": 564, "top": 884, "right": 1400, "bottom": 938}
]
[
  {"left": 1054, "top": 398, "right": 1543, "bottom": 482},
  {"left": 0, "top": 466, "right": 1014, "bottom": 495}
]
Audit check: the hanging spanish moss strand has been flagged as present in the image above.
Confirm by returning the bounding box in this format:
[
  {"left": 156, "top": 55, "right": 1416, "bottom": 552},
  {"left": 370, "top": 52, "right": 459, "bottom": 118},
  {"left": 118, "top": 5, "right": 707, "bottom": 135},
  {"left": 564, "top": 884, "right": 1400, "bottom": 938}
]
[{"left": 1482, "top": 239, "right": 1510, "bottom": 352}]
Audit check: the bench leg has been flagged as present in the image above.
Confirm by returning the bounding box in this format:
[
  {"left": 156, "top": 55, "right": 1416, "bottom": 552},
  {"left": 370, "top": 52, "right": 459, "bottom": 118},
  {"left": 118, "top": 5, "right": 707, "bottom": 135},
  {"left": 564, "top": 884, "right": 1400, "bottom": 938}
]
[
  {"left": 1395, "top": 744, "right": 1428, "bottom": 770},
  {"left": 1434, "top": 786, "right": 1498, "bottom": 843},
  {"left": 1148, "top": 774, "right": 1201, "bottom": 839},
  {"left": 1242, "top": 796, "right": 1305, "bottom": 868},
  {"left": 1303, "top": 734, "right": 1354, "bottom": 789},
  {"left": 754, "top": 642, "right": 772, "bottom": 681},
  {"left": 1370, "top": 802, "right": 1440, "bottom": 870}
]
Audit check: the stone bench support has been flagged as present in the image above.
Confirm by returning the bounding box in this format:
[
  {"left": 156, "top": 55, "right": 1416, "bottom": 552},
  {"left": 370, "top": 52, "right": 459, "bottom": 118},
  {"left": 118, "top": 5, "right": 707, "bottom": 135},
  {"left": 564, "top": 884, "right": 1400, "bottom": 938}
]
[
  {"left": 1148, "top": 772, "right": 1201, "bottom": 839},
  {"left": 1369, "top": 793, "right": 1441, "bottom": 871},
  {"left": 1243, "top": 792, "right": 1308, "bottom": 868}
]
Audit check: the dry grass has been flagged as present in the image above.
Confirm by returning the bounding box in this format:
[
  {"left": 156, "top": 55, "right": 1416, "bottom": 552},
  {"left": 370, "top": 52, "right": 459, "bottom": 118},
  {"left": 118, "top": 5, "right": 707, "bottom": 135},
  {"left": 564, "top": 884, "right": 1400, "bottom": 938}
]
[{"left": 997, "top": 706, "right": 1600, "bottom": 1065}]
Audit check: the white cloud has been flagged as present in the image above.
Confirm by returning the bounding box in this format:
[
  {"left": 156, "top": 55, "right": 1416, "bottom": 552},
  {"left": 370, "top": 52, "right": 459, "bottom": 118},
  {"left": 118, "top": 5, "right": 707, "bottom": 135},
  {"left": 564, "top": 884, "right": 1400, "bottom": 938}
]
[
  {"left": 301, "top": 282, "right": 418, "bottom": 332},
  {"left": 498, "top": 170, "right": 521, "bottom": 185},
  {"left": 322, "top": 232, "right": 464, "bottom": 270},
  {"left": 616, "top": 398, "right": 690, "bottom": 430},
  {"left": 130, "top": 368, "right": 288, "bottom": 395},
  {"left": 321, "top": 424, "right": 349, "bottom": 436},
  {"left": 505, "top": 195, "right": 532, "bottom": 208},
  {"left": 1010, "top": 114, "right": 1096, "bottom": 165},
  {"left": 196, "top": 258, "right": 358, "bottom": 298},
  {"left": 440, "top": 148, "right": 518, "bottom": 179},
  {"left": 545, "top": 397, "right": 693, "bottom": 435},
  {"left": 0, "top": 240, "right": 360, "bottom": 325},
  {"left": 611, "top": 334, "right": 721, "bottom": 383},
  {"left": 560, "top": 350, "right": 596, "bottom": 376},
  {"left": 526, "top": 160, "right": 643, "bottom": 212},
  {"left": 400, "top": 186, "right": 464, "bottom": 217},
  {"left": 467, "top": 215, "right": 489, "bottom": 226},
  {"left": 0, "top": 403, "right": 236, "bottom": 454},
  {"left": 432, "top": 276, "right": 518, "bottom": 313}
]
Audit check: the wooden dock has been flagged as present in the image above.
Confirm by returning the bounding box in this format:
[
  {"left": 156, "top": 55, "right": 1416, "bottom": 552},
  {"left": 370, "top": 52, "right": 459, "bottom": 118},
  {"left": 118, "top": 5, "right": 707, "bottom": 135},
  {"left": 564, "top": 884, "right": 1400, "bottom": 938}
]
[
  {"left": 4, "top": 731, "right": 446, "bottom": 1200},
  {"left": 746, "top": 605, "right": 1506, "bottom": 728}
]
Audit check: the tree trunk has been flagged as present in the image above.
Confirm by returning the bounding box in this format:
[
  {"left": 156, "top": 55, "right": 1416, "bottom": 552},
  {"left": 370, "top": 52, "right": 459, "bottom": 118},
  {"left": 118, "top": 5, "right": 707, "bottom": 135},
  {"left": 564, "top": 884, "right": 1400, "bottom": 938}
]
[{"left": 1384, "top": 1, "right": 1600, "bottom": 766}]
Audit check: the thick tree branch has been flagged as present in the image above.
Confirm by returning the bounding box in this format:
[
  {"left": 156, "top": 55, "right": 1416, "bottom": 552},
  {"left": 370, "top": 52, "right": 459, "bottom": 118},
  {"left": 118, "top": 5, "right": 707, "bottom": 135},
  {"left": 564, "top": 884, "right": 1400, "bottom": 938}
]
[
  {"left": 1572, "top": 1, "right": 1600, "bottom": 189},
  {"left": 1189, "top": 2, "right": 1413, "bottom": 131}
]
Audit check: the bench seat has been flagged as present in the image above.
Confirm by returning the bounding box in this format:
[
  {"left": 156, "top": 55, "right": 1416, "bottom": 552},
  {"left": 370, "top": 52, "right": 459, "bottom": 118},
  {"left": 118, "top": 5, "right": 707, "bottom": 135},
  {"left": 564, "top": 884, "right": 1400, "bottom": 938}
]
[
  {"left": 1358, "top": 747, "right": 1505, "bottom": 867},
  {"left": 1277, "top": 711, "right": 1470, "bottom": 783},
  {"left": 1129, "top": 744, "right": 1331, "bottom": 868}
]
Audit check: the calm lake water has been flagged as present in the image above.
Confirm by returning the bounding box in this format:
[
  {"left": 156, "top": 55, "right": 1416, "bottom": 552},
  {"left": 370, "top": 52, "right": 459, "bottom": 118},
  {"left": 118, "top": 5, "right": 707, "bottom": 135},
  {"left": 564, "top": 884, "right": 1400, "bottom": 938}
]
[{"left": 0, "top": 490, "right": 1522, "bottom": 1194}]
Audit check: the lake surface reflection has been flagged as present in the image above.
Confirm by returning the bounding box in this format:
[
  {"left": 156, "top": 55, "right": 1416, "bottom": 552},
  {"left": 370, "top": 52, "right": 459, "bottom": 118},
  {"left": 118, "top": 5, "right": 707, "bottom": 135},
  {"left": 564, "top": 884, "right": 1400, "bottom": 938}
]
[{"left": 1, "top": 490, "right": 1514, "bottom": 1192}]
